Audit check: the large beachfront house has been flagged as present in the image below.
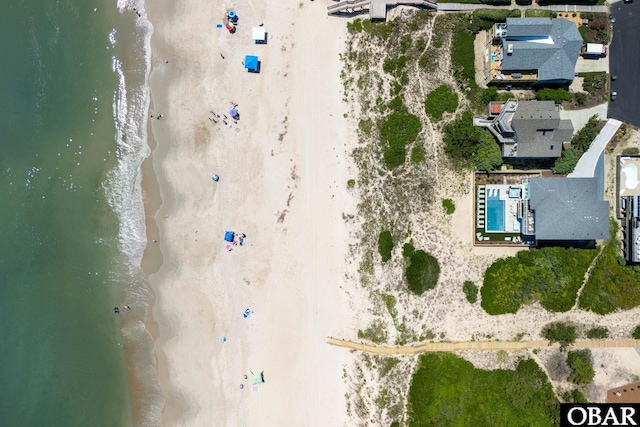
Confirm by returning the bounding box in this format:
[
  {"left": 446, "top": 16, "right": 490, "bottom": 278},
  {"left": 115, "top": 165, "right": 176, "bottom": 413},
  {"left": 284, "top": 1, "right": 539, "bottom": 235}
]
[
  {"left": 487, "top": 18, "right": 582, "bottom": 86},
  {"left": 476, "top": 176, "right": 609, "bottom": 246},
  {"left": 473, "top": 99, "right": 574, "bottom": 159},
  {"left": 528, "top": 177, "right": 609, "bottom": 242}
]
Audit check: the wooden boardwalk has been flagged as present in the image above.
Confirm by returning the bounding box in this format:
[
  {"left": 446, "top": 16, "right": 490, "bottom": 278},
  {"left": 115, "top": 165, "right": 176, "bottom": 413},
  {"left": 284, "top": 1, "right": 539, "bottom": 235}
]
[{"left": 327, "top": 337, "right": 640, "bottom": 355}]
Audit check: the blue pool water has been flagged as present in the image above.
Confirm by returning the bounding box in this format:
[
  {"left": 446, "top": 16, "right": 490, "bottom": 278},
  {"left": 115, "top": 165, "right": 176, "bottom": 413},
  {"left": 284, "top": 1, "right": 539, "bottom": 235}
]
[{"left": 486, "top": 191, "right": 505, "bottom": 232}]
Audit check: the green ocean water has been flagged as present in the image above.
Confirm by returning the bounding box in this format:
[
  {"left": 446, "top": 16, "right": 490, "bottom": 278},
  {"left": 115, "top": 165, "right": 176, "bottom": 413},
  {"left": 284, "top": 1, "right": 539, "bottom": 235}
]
[{"left": 0, "top": 1, "right": 156, "bottom": 425}]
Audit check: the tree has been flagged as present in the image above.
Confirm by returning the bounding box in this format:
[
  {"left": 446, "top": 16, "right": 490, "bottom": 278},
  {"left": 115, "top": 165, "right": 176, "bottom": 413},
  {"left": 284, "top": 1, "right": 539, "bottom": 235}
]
[
  {"left": 472, "top": 137, "right": 503, "bottom": 172},
  {"left": 566, "top": 350, "right": 595, "bottom": 386}
]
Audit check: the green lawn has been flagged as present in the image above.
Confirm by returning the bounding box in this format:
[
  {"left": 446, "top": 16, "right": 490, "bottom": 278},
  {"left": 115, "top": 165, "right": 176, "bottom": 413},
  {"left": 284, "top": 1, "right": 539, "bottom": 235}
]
[{"left": 407, "top": 353, "right": 559, "bottom": 426}]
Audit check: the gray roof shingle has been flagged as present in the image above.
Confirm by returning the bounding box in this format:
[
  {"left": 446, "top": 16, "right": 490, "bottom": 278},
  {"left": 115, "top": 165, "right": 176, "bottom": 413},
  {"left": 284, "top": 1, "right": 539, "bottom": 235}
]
[
  {"left": 512, "top": 101, "right": 573, "bottom": 158},
  {"left": 501, "top": 18, "right": 582, "bottom": 83},
  {"left": 529, "top": 177, "right": 609, "bottom": 241}
]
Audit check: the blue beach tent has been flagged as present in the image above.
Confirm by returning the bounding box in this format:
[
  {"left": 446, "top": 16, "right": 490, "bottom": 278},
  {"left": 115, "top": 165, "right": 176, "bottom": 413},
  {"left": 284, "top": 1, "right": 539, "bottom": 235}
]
[
  {"left": 244, "top": 55, "right": 260, "bottom": 73},
  {"left": 224, "top": 231, "right": 235, "bottom": 242}
]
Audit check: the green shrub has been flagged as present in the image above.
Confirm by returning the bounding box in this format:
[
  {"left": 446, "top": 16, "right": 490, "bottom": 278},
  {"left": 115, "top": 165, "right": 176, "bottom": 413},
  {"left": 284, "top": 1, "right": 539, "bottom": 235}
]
[
  {"left": 579, "top": 219, "right": 640, "bottom": 314},
  {"left": 586, "top": 327, "right": 609, "bottom": 339},
  {"left": 541, "top": 322, "right": 576, "bottom": 347},
  {"left": 535, "top": 88, "right": 572, "bottom": 103},
  {"left": 633, "top": 325, "right": 640, "bottom": 339},
  {"left": 524, "top": 9, "right": 554, "bottom": 18},
  {"left": 444, "top": 110, "right": 500, "bottom": 171},
  {"left": 481, "top": 87, "right": 499, "bottom": 104},
  {"left": 379, "top": 111, "right": 422, "bottom": 169},
  {"left": 561, "top": 389, "right": 587, "bottom": 403},
  {"left": 383, "top": 55, "right": 409, "bottom": 76},
  {"left": 406, "top": 250, "right": 440, "bottom": 295},
  {"left": 411, "top": 145, "right": 425, "bottom": 163},
  {"left": 581, "top": 72, "right": 607, "bottom": 96},
  {"left": 470, "top": 9, "right": 522, "bottom": 32},
  {"left": 424, "top": 85, "right": 459, "bottom": 120},
  {"left": 575, "top": 92, "right": 587, "bottom": 105},
  {"left": 347, "top": 18, "right": 364, "bottom": 34},
  {"left": 553, "top": 116, "right": 603, "bottom": 174},
  {"left": 378, "top": 231, "right": 393, "bottom": 262},
  {"left": 572, "top": 115, "right": 603, "bottom": 152},
  {"left": 442, "top": 199, "right": 455, "bottom": 214},
  {"left": 472, "top": 138, "right": 503, "bottom": 172},
  {"left": 463, "top": 280, "right": 478, "bottom": 303},
  {"left": 623, "top": 147, "right": 640, "bottom": 155},
  {"left": 481, "top": 247, "right": 596, "bottom": 314},
  {"left": 567, "top": 350, "right": 595, "bottom": 386},
  {"left": 403, "top": 242, "right": 415, "bottom": 258},
  {"left": 552, "top": 148, "right": 580, "bottom": 174},
  {"left": 347, "top": 179, "right": 356, "bottom": 189},
  {"left": 407, "top": 353, "right": 559, "bottom": 426}
]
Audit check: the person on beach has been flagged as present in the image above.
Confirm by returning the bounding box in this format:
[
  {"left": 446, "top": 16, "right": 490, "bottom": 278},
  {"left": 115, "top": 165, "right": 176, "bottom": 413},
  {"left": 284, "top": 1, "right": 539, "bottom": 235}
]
[
  {"left": 113, "top": 307, "right": 120, "bottom": 314},
  {"left": 220, "top": 53, "right": 225, "bottom": 59},
  {"left": 223, "top": 119, "right": 228, "bottom": 125},
  {"left": 124, "top": 305, "right": 131, "bottom": 310}
]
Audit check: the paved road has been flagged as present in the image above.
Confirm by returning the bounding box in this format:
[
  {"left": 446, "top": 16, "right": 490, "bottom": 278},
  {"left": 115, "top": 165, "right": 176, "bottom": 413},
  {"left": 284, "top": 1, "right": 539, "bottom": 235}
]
[
  {"left": 328, "top": 337, "right": 640, "bottom": 354},
  {"left": 608, "top": 1, "right": 640, "bottom": 126},
  {"left": 437, "top": 2, "right": 607, "bottom": 12}
]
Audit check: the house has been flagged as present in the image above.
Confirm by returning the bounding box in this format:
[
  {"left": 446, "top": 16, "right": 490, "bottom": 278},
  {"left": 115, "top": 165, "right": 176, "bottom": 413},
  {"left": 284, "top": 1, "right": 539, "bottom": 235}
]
[
  {"left": 488, "top": 18, "right": 582, "bottom": 86},
  {"left": 618, "top": 155, "right": 640, "bottom": 264},
  {"left": 528, "top": 177, "right": 609, "bottom": 242},
  {"left": 473, "top": 99, "right": 574, "bottom": 159}
]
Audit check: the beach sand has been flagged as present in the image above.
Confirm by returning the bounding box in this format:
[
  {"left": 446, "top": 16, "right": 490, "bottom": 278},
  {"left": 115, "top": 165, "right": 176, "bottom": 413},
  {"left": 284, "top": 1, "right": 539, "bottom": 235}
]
[{"left": 143, "top": 0, "right": 352, "bottom": 425}]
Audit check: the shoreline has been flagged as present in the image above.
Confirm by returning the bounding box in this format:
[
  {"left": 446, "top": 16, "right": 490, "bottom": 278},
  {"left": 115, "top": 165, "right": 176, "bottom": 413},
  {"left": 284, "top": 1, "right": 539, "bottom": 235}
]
[{"left": 139, "top": 0, "right": 354, "bottom": 425}]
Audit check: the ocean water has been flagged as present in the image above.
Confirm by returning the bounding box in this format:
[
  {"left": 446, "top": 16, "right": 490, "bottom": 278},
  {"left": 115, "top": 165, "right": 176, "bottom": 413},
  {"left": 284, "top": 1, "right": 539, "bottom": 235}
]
[{"left": 0, "top": 1, "right": 159, "bottom": 425}]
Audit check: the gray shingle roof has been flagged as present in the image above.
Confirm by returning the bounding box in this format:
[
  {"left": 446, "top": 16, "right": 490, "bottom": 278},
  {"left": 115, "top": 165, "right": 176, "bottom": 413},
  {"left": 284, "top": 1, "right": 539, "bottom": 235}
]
[
  {"left": 502, "top": 18, "right": 582, "bottom": 83},
  {"left": 512, "top": 101, "right": 573, "bottom": 158},
  {"left": 529, "top": 177, "right": 609, "bottom": 241}
]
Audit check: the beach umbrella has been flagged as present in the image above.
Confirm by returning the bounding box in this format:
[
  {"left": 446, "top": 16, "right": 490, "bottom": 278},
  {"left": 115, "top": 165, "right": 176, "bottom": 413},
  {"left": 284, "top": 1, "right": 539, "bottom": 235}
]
[
  {"left": 251, "top": 371, "right": 265, "bottom": 385},
  {"left": 244, "top": 55, "right": 259, "bottom": 72},
  {"left": 230, "top": 108, "right": 238, "bottom": 118}
]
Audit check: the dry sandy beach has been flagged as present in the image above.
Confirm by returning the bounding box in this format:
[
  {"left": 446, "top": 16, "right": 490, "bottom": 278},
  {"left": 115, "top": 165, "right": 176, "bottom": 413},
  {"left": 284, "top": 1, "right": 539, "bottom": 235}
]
[{"left": 143, "top": 0, "right": 354, "bottom": 425}]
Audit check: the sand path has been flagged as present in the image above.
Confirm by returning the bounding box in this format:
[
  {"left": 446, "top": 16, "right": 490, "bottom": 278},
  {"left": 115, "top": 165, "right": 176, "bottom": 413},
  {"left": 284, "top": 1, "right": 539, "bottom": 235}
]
[{"left": 328, "top": 337, "right": 640, "bottom": 354}]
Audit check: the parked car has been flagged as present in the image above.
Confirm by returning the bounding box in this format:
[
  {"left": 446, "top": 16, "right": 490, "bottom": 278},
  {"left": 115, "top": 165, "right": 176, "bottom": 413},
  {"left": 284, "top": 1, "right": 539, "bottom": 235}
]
[{"left": 611, "top": 91, "right": 618, "bottom": 101}]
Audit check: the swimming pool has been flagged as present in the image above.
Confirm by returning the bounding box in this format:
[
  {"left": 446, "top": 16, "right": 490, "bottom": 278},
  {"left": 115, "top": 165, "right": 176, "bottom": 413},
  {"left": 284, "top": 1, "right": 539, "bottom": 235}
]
[
  {"left": 486, "top": 190, "right": 505, "bottom": 232},
  {"left": 625, "top": 163, "right": 638, "bottom": 190}
]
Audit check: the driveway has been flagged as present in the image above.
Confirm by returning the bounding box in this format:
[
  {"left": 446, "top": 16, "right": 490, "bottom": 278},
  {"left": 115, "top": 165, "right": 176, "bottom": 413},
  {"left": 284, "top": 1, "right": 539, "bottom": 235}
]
[
  {"left": 608, "top": 1, "right": 640, "bottom": 126},
  {"left": 575, "top": 56, "right": 610, "bottom": 73}
]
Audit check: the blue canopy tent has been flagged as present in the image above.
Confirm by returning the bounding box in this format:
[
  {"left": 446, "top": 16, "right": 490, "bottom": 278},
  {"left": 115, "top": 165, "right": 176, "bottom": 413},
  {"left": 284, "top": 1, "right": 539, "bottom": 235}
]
[
  {"left": 224, "top": 231, "right": 235, "bottom": 242},
  {"left": 244, "top": 55, "right": 260, "bottom": 73}
]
